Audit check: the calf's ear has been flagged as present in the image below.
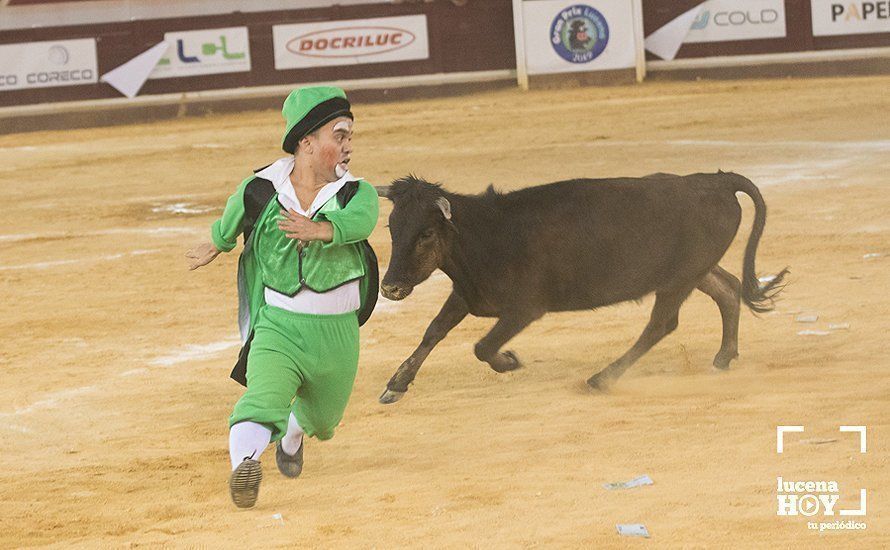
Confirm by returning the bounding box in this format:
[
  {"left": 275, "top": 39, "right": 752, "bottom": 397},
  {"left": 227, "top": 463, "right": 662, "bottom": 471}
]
[
  {"left": 375, "top": 185, "right": 392, "bottom": 199},
  {"left": 435, "top": 197, "right": 452, "bottom": 220}
]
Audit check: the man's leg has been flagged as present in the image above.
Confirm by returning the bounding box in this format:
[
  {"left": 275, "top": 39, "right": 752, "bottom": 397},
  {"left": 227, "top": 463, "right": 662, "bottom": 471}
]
[
  {"left": 292, "top": 313, "right": 360, "bottom": 441},
  {"left": 229, "top": 421, "right": 272, "bottom": 469},
  {"left": 281, "top": 412, "right": 304, "bottom": 455},
  {"left": 275, "top": 412, "right": 305, "bottom": 478},
  {"left": 228, "top": 421, "right": 269, "bottom": 509},
  {"left": 227, "top": 327, "right": 303, "bottom": 507}
]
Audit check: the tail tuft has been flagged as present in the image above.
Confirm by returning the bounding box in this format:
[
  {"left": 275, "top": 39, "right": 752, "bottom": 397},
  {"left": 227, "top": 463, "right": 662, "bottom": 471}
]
[{"left": 742, "top": 267, "right": 789, "bottom": 313}]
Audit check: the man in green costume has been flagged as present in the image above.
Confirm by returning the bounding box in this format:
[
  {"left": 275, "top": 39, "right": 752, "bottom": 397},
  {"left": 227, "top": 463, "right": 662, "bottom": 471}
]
[{"left": 187, "top": 86, "right": 379, "bottom": 508}]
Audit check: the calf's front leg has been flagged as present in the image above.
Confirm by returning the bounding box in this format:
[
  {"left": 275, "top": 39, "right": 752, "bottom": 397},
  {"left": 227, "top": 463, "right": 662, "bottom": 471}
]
[{"left": 380, "top": 291, "right": 469, "bottom": 404}]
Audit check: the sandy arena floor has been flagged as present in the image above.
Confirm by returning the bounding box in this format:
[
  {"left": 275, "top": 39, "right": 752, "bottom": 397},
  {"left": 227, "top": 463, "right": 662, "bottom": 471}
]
[{"left": 0, "top": 75, "right": 888, "bottom": 548}]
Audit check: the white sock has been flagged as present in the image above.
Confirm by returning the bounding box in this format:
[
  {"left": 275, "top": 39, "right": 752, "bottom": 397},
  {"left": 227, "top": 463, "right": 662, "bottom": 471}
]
[
  {"left": 229, "top": 421, "right": 272, "bottom": 470},
  {"left": 280, "top": 412, "right": 304, "bottom": 456}
]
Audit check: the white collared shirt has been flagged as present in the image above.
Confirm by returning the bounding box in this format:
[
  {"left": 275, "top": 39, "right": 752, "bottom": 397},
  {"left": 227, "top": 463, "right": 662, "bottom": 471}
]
[{"left": 255, "top": 157, "right": 361, "bottom": 315}]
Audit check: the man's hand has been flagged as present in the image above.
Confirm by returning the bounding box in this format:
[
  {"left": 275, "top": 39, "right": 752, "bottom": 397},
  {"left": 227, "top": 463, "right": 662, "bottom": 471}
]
[
  {"left": 186, "top": 241, "right": 221, "bottom": 270},
  {"left": 278, "top": 209, "right": 334, "bottom": 243}
]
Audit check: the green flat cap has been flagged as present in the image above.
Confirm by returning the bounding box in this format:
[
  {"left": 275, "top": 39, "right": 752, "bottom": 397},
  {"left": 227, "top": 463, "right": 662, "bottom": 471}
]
[{"left": 281, "top": 86, "right": 353, "bottom": 154}]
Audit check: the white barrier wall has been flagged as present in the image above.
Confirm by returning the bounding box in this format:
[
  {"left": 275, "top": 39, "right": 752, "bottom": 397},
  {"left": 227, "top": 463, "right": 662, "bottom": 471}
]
[{"left": 1, "top": 0, "right": 888, "bottom": 119}]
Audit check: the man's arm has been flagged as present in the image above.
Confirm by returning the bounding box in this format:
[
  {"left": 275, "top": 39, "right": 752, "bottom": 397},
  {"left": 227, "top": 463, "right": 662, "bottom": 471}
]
[
  {"left": 321, "top": 181, "right": 379, "bottom": 246},
  {"left": 278, "top": 181, "right": 379, "bottom": 245},
  {"left": 278, "top": 210, "right": 334, "bottom": 242},
  {"left": 186, "top": 176, "right": 253, "bottom": 270},
  {"left": 186, "top": 241, "right": 220, "bottom": 270}
]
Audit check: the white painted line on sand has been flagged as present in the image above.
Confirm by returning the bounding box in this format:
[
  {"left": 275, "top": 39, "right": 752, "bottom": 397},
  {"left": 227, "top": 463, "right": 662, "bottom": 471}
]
[
  {"left": 0, "top": 337, "right": 242, "bottom": 419},
  {"left": 667, "top": 139, "right": 890, "bottom": 151},
  {"left": 0, "top": 385, "right": 98, "bottom": 417},
  {"left": 380, "top": 139, "right": 890, "bottom": 155},
  {"left": 147, "top": 340, "right": 240, "bottom": 367},
  {"left": 0, "top": 226, "right": 201, "bottom": 243},
  {"left": 0, "top": 248, "right": 161, "bottom": 271},
  {"left": 120, "top": 368, "right": 148, "bottom": 377},
  {"left": 150, "top": 204, "right": 214, "bottom": 215}
]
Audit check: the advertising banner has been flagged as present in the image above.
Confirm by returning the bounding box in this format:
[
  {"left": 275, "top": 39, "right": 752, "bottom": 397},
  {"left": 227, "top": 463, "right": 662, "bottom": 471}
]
[
  {"left": 149, "top": 27, "right": 251, "bottom": 80},
  {"left": 683, "top": 0, "right": 787, "bottom": 43},
  {"left": 0, "top": 38, "right": 97, "bottom": 92},
  {"left": 811, "top": 0, "right": 890, "bottom": 36},
  {"left": 273, "top": 15, "right": 430, "bottom": 70},
  {"left": 520, "top": 1, "right": 640, "bottom": 76}
]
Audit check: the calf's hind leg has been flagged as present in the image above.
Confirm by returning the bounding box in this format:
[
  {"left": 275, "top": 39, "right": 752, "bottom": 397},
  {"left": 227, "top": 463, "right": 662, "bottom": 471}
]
[
  {"left": 696, "top": 265, "right": 741, "bottom": 370},
  {"left": 474, "top": 311, "right": 542, "bottom": 373},
  {"left": 587, "top": 287, "right": 692, "bottom": 391}
]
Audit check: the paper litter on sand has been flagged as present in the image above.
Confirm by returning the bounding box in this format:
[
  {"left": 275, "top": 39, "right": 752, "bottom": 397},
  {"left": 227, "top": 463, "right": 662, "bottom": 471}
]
[
  {"left": 616, "top": 524, "right": 650, "bottom": 538},
  {"left": 603, "top": 475, "right": 653, "bottom": 490}
]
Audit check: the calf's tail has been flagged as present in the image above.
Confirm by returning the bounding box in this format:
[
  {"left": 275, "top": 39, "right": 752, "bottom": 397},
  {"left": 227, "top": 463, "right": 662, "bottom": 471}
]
[{"left": 725, "top": 172, "right": 789, "bottom": 313}]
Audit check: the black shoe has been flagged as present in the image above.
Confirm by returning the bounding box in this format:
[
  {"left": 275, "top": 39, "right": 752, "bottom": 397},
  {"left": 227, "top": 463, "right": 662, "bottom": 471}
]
[
  {"left": 276, "top": 440, "right": 303, "bottom": 479},
  {"left": 229, "top": 458, "right": 262, "bottom": 508}
]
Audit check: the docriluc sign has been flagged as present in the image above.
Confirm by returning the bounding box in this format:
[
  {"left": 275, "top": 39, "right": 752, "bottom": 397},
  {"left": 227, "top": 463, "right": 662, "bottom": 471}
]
[{"left": 273, "top": 15, "right": 429, "bottom": 70}]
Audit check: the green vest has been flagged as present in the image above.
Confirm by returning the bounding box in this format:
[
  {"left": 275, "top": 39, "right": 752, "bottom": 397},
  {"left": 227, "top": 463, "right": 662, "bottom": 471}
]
[{"left": 253, "top": 193, "right": 366, "bottom": 295}]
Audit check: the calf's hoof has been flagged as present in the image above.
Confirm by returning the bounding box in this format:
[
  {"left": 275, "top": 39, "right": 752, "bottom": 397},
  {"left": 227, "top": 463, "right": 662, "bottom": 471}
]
[
  {"left": 489, "top": 350, "right": 522, "bottom": 373},
  {"left": 586, "top": 372, "right": 613, "bottom": 392},
  {"left": 712, "top": 350, "right": 739, "bottom": 371},
  {"left": 379, "top": 388, "right": 406, "bottom": 405}
]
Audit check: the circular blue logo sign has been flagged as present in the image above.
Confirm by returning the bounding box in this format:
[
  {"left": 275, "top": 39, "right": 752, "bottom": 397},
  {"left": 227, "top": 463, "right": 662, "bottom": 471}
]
[{"left": 550, "top": 5, "right": 609, "bottom": 64}]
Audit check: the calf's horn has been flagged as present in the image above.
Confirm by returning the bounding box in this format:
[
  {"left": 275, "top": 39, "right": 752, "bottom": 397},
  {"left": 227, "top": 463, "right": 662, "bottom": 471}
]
[{"left": 435, "top": 197, "right": 452, "bottom": 220}]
